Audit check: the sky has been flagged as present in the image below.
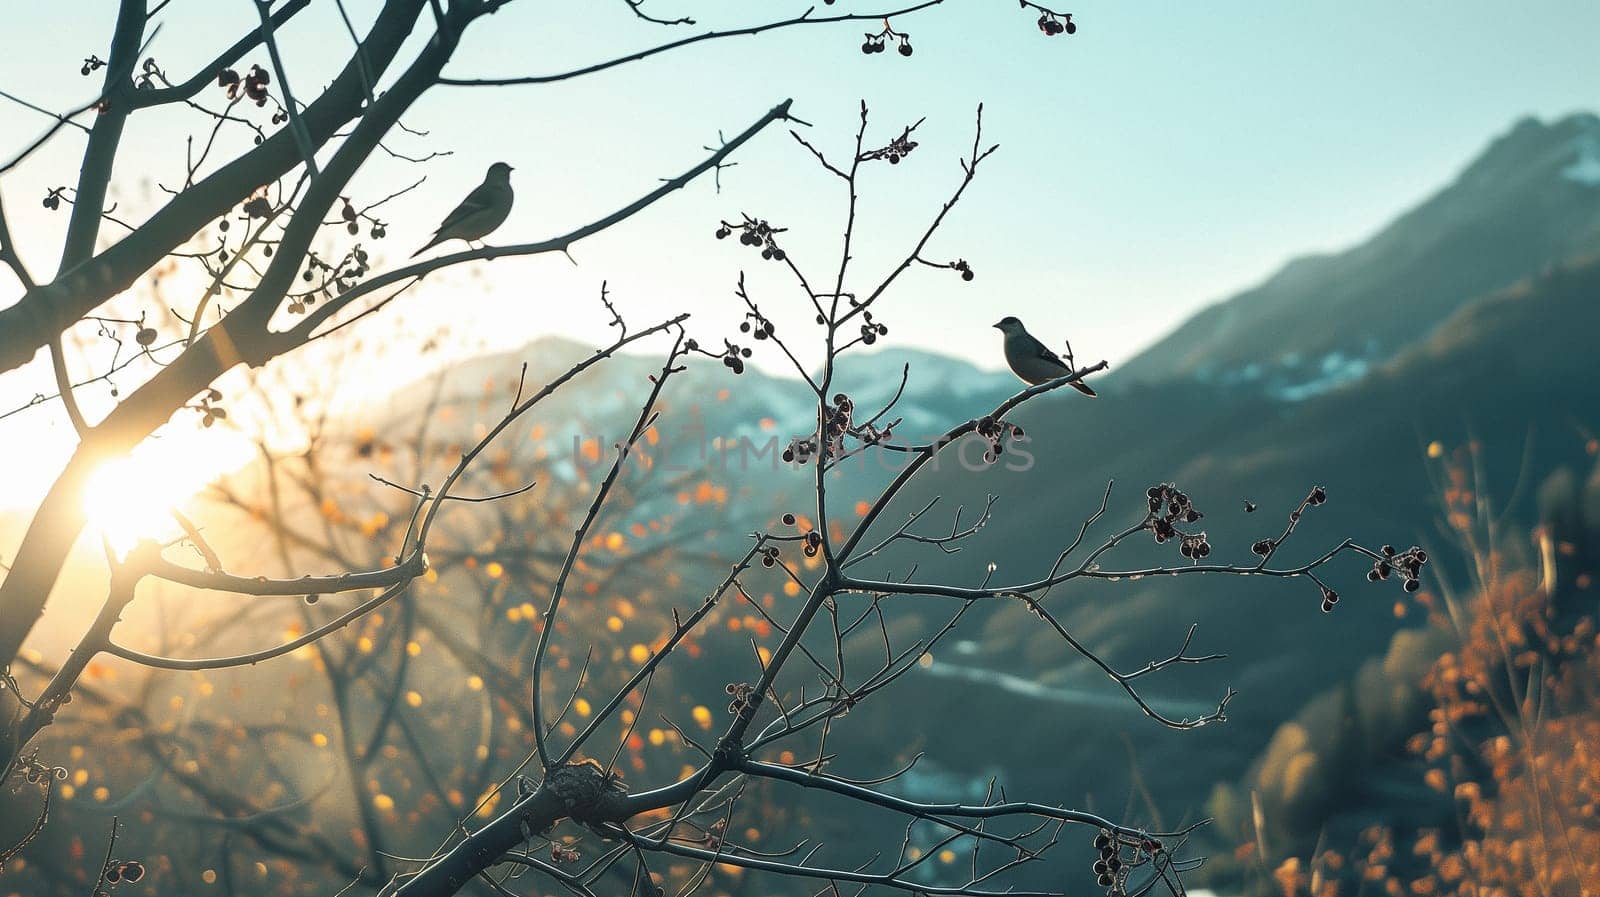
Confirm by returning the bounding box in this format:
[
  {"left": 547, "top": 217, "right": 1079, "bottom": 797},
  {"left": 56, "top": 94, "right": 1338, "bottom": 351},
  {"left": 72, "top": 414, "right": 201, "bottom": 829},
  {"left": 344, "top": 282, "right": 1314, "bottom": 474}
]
[{"left": 2, "top": 0, "right": 1599, "bottom": 510}]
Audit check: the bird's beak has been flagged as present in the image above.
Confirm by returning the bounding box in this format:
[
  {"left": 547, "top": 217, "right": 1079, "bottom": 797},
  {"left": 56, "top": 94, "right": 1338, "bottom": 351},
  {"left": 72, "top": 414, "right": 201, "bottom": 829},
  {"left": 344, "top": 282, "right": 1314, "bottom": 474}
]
[{"left": 992, "top": 321, "right": 1003, "bottom": 329}]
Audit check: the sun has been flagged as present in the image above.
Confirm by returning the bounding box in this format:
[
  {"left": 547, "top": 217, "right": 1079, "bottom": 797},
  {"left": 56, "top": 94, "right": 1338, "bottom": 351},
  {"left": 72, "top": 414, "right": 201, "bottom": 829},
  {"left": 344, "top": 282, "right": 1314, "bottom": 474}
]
[{"left": 82, "top": 428, "right": 255, "bottom": 556}]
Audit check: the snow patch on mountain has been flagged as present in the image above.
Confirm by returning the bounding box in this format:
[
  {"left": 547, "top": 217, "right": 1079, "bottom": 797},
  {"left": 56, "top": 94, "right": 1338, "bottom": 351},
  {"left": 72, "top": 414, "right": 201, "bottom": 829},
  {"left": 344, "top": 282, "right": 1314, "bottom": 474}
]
[
  {"left": 1271, "top": 352, "right": 1373, "bottom": 401},
  {"left": 1562, "top": 128, "right": 1600, "bottom": 186}
]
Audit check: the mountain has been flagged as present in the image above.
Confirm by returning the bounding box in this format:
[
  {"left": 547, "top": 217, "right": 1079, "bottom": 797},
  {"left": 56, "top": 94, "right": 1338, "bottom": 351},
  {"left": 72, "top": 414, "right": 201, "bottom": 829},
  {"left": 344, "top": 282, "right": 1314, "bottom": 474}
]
[
  {"left": 843, "top": 249, "right": 1600, "bottom": 829},
  {"left": 1115, "top": 112, "right": 1600, "bottom": 397}
]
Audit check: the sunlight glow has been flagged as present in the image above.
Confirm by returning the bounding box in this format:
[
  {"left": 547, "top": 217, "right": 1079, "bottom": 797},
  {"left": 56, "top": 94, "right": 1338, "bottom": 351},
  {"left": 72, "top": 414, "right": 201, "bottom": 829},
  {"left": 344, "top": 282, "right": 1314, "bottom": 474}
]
[{"left": 83, "top": 429, "right": 255, "bottom": 556}]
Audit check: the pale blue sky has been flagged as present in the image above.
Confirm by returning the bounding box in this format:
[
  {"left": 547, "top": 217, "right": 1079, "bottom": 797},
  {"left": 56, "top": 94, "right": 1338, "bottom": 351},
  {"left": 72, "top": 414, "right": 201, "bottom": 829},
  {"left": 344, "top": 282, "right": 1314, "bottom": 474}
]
[
  {"left": 1, "top": 1, "right": 1598, "bottom": 504},
  {"left": 4, "top": 2, "right": 1598, "bottom": 362}
]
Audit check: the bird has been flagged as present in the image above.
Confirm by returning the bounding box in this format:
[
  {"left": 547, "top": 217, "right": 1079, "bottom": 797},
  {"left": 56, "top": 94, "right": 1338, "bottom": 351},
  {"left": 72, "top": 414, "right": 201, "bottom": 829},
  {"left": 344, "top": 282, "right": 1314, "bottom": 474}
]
[
  {"left": 410, "top": 161, "right": 515, "bottom": 258},
  {"left": 993, "top": 316, "right": 1097, "bottom": 396}
]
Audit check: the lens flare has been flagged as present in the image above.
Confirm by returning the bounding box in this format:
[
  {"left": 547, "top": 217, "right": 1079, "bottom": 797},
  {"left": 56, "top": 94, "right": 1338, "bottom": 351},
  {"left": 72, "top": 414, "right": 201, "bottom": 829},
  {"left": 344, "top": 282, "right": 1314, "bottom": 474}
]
[{"left": 82, "top": 430, "right": 252, "bottom": 555}]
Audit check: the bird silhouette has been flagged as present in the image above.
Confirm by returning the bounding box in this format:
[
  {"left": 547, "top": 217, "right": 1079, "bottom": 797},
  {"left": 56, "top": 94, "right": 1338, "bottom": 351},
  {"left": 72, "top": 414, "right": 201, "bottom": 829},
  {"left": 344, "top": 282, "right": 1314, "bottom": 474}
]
[
  {"left": 411, "top": 161, "right": 514, "bottom": 258},
  {"left": 993, "top": 316, "right": 1097, "bottom": 396}
]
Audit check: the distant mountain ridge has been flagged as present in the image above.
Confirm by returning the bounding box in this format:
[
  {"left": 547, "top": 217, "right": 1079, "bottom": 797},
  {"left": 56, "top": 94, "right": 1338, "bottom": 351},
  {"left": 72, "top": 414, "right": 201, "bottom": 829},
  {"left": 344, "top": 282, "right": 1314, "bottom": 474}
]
[{"left": 1115, "top": 112, "right": 1600, "bottom": 397}]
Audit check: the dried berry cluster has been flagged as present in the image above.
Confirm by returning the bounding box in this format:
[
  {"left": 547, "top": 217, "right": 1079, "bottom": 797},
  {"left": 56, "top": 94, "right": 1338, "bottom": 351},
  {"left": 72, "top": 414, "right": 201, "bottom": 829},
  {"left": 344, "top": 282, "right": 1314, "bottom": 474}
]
[
  {"left": 292, "top": 245, "right": 372, "bottom": 313},
  {"left": 976, "top": 415, "right": 1024, "bottom": 464},
  {"left": 860, "top": 125, "right": 921, "bottom": 164},
  {"left": 861, "top": 25, "right": 913, "bottom": 57},
  {"left": 40, "top": 186, "right": 67, "bottom": 210},
  {"left": 715, "top": 338, "right": 754, "bottom": 374},
  {"left": 725, "top": 681, "right": 757, "bottom": 715},
  {"left": 782, "top": 435, "right": 817, "bottom": 465},
  {"left": 951, "top": 259, "right": 976, "bottom": 281},
  {"left": 1091, "top": 831, "right": 1124, "bottom": 888},
  {"left": 101, "top": 859, "right": 147, "bottom": 886},
  {"left": 217, "top": 64, "right": 271, "bottom": 106},
  {"left": 823, "top": 392, "right": 854, "bottom": 440},
  {"left": 195, "top": 387, "right": 228, "bottom": 428},
  {"left": 1088, "top": 831, "right": 1164, "bottom": 893},
  {"left": 1037, "top": 12, "right": 1077, "bottom": 36},
  {"left": 856, "top": 315, "right": 889, "bottom": 346},
  {"left": 241, "top": 195, "right": 273, "bottom": 219},
  {"left": 800, "top": 529, "right": 825, "bottom": 559},
  {"left": 738, "top": 311, "right": 776, "bottom": 341},
  {"left": 79, "top": 54, "right": 106, "bottom": 77},
  {"left": 17, "top": 758, "right": 67, "bottom": 786},
  {"left": 339, "top": 198, "right": 361, "bottom": 235},
  {"left": 1145, "top": 483, "right": 1210, "bottom": 558},
  {"left": 716, "top": 217, "right": 787, "bottom": 262},
  {"left": 1367, "top": 544, "right": 1428, "bottom": 593},
  {"left": 1251, "top": 486, "right": 1330, "bottom": 558}
]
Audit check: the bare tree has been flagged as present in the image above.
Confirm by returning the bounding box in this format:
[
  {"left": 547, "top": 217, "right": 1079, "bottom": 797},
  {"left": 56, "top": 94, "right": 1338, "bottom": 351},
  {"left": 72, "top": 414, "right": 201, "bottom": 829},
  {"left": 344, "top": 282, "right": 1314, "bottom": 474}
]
[
  {"left": 0, "top": 4, "right": 1425, "bottom": 897},
  {"left": 0, "top": 0, "right": 1079, "bottom": 779}
]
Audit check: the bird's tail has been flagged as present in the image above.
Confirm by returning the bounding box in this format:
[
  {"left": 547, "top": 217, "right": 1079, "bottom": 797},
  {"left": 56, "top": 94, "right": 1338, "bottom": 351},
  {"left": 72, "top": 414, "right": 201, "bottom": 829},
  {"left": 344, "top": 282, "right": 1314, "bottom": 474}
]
[
  {"left": 1071, "top": 380, "right": 1097, "bottom": 398},
  {"left": 410, "top": 233, "right": 442, "bottom": 259}
]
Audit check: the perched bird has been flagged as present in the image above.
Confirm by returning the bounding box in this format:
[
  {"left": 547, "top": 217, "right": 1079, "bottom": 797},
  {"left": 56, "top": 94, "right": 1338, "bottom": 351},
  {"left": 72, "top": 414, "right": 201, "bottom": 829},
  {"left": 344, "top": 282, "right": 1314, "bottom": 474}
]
[
  {"left": 410, "top": 161, "right": 515, "bottom": 258},
  {"left": 993, "top": 316, "right": 1097, "bottom": 396}
]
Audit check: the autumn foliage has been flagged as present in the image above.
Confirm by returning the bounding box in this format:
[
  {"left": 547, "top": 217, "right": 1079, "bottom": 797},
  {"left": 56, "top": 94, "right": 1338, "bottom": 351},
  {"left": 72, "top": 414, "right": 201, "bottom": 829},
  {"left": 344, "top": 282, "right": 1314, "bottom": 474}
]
[{"left": 1257, "top": 445, "right": 1600, "bottom": 897}]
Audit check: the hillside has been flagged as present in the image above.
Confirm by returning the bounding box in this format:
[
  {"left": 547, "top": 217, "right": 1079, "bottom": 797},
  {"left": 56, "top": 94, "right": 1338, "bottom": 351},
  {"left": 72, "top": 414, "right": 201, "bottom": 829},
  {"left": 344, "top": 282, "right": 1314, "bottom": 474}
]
[
  {"left": 844, "top": 251, "right": 1600, "bottom": 827},
  {"left": 1115, "top": 112, "right": 1600, "bottom": 397}
]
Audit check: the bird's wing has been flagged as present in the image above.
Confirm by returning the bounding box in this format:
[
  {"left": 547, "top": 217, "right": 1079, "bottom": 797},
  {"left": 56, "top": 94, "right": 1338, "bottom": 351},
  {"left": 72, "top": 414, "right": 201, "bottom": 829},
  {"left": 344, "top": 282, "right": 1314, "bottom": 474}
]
[
  {"left": 1024, "top": 335, "right": 1072, "bottom": 373},
  {"left": 1030, "top": 334, "right": 1094, "bottom": 393},
  {"left": 434, "top": 181, "right": 501, "bottom": 234}
]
